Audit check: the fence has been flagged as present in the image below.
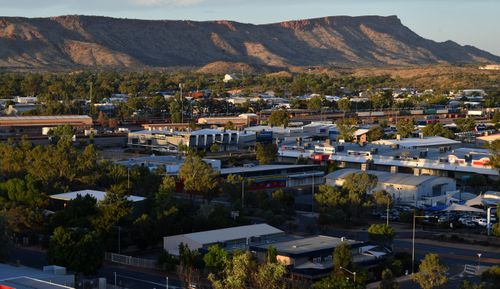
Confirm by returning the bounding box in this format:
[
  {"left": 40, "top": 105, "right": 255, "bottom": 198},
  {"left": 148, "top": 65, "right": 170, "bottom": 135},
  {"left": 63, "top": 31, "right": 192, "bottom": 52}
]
[{"left": 105, "top": 252, "right": 157, "bottom": 269}]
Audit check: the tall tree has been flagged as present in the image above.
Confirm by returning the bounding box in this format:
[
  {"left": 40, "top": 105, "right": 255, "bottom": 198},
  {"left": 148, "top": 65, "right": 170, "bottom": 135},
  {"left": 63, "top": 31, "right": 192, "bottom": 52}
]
[
  {"left": 255, "top": 143, "right": 277, "bottom": 165},
  {"left": 396, "top": 119, "right": 414, "bottom": 138},
  {"left": 455, "top": 118, "right": 476, "bottom": 132},
  {"left": 333, "top": 242, "right": 353, "bottom": 273},
  {"left": 487, "top": 140, "right": 500, "bottom": 170},
  {"left": 412, "top": 253, "right": 448, "bottom": 289},
  {"left": 203, "top": 244, "right": 228, "bottom": 274},
  {"left": 336, "top": 118, "right": 358, "bottom": 142},
  {"left": 179, "top": 155, "right": 219, "bottom": 198},
  {"left": 268, "top": 109, "right": 290, "bottom": 127},
  {"left": 209, "top": 251, "right": 256, "bottom": 289}
]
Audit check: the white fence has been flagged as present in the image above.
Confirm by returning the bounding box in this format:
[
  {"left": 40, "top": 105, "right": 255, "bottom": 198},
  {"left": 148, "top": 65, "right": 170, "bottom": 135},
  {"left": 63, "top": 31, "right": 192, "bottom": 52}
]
[{"left": 105, "top": 252, "right": 157, "bottom": 269}]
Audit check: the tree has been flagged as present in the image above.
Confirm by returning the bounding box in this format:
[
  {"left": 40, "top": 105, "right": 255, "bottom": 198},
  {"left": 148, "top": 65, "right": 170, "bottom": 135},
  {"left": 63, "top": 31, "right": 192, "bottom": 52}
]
[
  {"left": 308, "top": 95, "right": 324, "bottom": 111},
  {"left": 493, "top": 202, "right": 500, "bottom": 237},
  {"left": 336, "top": 118, "right": 358, "bottom": 142},
  {"left": 338, "top": 98, "right": 351, "bottom": 116},
  {"left": 0, "top": 216, "right": 12, "bottom": 262},
  {"left": 367, "top": 125, "right": 385, "bottom": 142},
  {"left": 412, "top": 253, "right": 448, "bottom": 289},
  {"left": 209, "top": 251, "right": 256, "bottom": 289},
  {"left": 97, "top": 111, "right": 108, "bottom": 127},
  {"left": 312, "top": 274, "right": 363, "bottom": 289},
  {"left": 204, "top": 244, "right": 228, "bottom": 273},
  {"left": 154, "top": 176, "right": 178, "bottom": 219},
  {"left": 268, "top": 109, "right": 290, "bottom": 127},
  {"left": 271, "top": 189, "right": 294, "bottom": 208},
  {"left": 378, "top": 269, "right": 400, "bottom": 289},
  {"left": 252, "top": 262, "right": 286, "bottom": 289},
  {"left": 48, "top": 227, "right": 103, "bottom": 275},
  {"left": 92, "top": 184, "right": 132, "bottom": 234},
  {"left": 179, "top": 243, "right": 201, "bottom": 288},
  {"left": 266, "top": 245, "right": 278, "bottom": 263},
  {"left": 371, "top": 90, "right": 394, "bottom": 110},
  {"left": 487, "top": 140, "right": 500, "bottom": 170},
  {"left": 210, "top": 143, "right": 221, "bottom": 153},
  {"left": 368, "top": 224, "right": 395, "bottom": 247},
  {"left": 255, "top": 142, "right": 277, "bottom": 165},
  {"left": 396, "top": 119, "right": 414, "bottom": 138},
  {"left": 224, "top": 121, "right": 236, "bottom": 130},
  {"left": 455, "top": 118, "right": 476, "bottom": 132},
  {"left": 179, "top": 154, "right": 219, "bottom": 198},
  {"left": 422, "top": 123, "right": 454, "bottom": 139},
  {"left": 333, "top": 242, "right": 353, "bottom": 273}
]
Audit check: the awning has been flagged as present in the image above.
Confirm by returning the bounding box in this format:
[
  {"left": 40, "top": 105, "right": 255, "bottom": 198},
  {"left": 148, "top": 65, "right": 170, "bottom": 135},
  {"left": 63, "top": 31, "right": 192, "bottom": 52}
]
[{"left": 442, "top": 203, "right": 485, "bottom": 213}]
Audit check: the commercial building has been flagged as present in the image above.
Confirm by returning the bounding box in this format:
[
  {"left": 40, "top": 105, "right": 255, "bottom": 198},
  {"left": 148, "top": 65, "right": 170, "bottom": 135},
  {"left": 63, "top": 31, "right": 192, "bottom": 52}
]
[
  {"left": 128, "top": 128, "right": 256, "bottom": 152},
  {"left": 325, "top": 168, "right": 456, "bottom": 206},
  {"left": 115, "top": 155, "right": 221, "bottom": 175},
  {"left": 250, "top": 235, "right": 390, "bottom": 280},
  {"left": 163, "top": 224, "right": 284, "bottom": 256},
  {"left": 322, "top": 142, "right": 498, "bottom": 181},
  {"left": 0, "top": 115, "right": 93, "bottom": 136},
  {"left": 372, "top": 136, "right": 461, "bottom": 149},
  {"left": 0, "top": 264, "right": 75, "bottom": 289},
  {"left": 220, "top": 164, "right": 325, "bottom": 190},
  {"left": 197, "top": 113, "right": 258, "bottom": 128}
]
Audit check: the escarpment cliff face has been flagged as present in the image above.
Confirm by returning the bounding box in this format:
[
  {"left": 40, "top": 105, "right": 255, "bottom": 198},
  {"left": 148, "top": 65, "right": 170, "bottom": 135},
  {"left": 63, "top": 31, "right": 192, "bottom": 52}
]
[{"left": 0, "top": 15, "right": 498, "bottom": 70}]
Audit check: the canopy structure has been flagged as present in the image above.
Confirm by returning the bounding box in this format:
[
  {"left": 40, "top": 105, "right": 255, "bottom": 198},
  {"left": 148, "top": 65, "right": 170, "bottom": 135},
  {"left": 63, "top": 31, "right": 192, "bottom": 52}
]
[
  {"left": 442, "top": 203, "right": 485, "bottom": 213},
  {"left": 465, "top": 194, "right": 499, "bottom": 207}
]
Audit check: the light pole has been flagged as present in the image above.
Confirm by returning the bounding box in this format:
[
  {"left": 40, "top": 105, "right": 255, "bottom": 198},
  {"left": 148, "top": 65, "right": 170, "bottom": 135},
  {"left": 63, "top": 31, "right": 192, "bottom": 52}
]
[
  {"left": 477, "top": 253, "right": 482, "bottom": 271},
  {"left": 179, "top": 83, "right": 184, "bottom": 123},
  {"left": 118, "top": 226, "right": 121, "bottom": 254},
  {"left": 386, "top": 199, "right": 390, "bottom": 227},
  {"left": 166, "top": 276, "right": 169, "bottom": 289},
  {"left": 412, "top": 213, "right": 430, "bottom": 274},
  {"left": 339, "top": 266, "right": 357, "bottom": 283},
  {"left": 311, "top": 173, "right": 315, "bottom": 216},
  {"left": 241, "top": 179, "right": 245, "bottom": 209}
]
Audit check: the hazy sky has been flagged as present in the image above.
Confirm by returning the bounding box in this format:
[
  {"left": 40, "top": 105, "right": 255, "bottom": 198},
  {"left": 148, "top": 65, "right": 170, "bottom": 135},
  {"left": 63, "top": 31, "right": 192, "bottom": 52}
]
[{"left": 1, "top": 0, "right": 499, "bottom": 56}]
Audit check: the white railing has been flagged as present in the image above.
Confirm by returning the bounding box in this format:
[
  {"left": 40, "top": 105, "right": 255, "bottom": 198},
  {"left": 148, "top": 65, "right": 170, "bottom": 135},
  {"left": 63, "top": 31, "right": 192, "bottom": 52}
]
[{"left": 105, "top": 252, "right": 157, "bottom": 269}]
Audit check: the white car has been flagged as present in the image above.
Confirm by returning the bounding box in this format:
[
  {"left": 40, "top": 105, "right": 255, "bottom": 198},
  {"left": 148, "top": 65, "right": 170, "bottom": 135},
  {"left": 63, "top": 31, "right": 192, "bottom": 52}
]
[{"left": 476, "top": 218, "right": 488, "bottom": 227}]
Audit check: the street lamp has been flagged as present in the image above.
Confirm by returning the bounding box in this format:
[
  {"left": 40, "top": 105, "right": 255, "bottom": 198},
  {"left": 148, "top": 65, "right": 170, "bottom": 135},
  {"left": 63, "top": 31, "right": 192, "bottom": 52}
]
[
  {"left": 412, "top": 213, "right": 430, "bottom": 274},
  {"left": 477, "top": 253, "right": 482, "bottom": 271},
  {"left": 339, "top": 266, "right": 357, "bottom": 283}
]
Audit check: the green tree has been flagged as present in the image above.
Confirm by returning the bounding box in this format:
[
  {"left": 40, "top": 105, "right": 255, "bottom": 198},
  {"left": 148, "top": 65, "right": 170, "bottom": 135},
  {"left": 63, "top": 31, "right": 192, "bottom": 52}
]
[
  {"left": 422, "top": 123, "right": 454, "bottom": 139},
  {"left": 368, "top": 224, "right": 396, "bottom": 247},
  {"left": 368, "top": 125, "right": 385, "bottom": 142},
  {"left": 455, "top": 118, "right": 476, "bottom": 132},
  {"left": 338, "top": 98, "right": 351, "bottom": 116},
  {"left": 268, "top": 109, "right": 290, "bottom": 127},
  {"left": 0, "top": 216, "right": 12, "bottom": 262},
  {"left": 210, "top": 143, "right": 221, "bottom": 153},
  {"left": 204, "top": 244, "right": 228, "bottom": 273},
  {"left": 255, "top": 142, "right": 277, "bottom": 165},
  {"left": 179, "top": 155, "right": 219, "bottom": 198},
  {"left": 336, "top": 118, "right": 358, "bottom": 142},
  {"left": 487, "top": 140, "right": 500, "bottom": 170},
  {"left": 396, "top": 119, "right": 414, "bottom": 138},
  {"left": 252, "top": 261, "right": 286, "bottom": 289},
  {"left": 178, "top": 243, "right": 201, "bottom": 288},
  {"left": 48, "top": 227, "right": 103, "bottom": 275},
  {"left": 209, "top": 251, "right": 256, "bottom": 289},
  {"left": 493, "top": 202, "right": 500, "bottom": 237},
  {"left": 333, "top": 242, "right": 353, "bottom": 273},
  {"left": 154, "top": 176, "right": 178, "bottom": 219},
  {"left": 308, "top": 95, "right": 324, "bottom": 111},
  {"left": 312, "top": 274, "right": 362, "bottom": 289},
  {"left": 412, "top": 253, "right": 448, "bottom": 289},
  {"left": 378, "top": 269, "right": 400, "bottom": 289},
  {"left": 266, "top": 245, "right": 278, "bottom": 264},
  {"left": 371, "top": 90, "right": 394, "bottom": 110}
]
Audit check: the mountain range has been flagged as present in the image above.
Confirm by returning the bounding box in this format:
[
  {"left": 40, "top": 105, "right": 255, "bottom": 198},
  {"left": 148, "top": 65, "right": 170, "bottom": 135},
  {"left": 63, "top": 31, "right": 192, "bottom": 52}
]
[{"left": 0, "top": 15, "right": 498, "bottom": 71}]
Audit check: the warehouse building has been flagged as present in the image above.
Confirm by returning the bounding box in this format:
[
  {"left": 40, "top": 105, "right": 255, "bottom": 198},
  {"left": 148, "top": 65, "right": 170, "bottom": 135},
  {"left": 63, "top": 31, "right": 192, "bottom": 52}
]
[
  {"left": 0, "top": 115, "right": 93, "bottom": 136},
  {"left": 325, "top": 168, "right": 456, "bottom": 206},
  {"left": 163, "top": 224, "right": 284, "bottom": 256}
]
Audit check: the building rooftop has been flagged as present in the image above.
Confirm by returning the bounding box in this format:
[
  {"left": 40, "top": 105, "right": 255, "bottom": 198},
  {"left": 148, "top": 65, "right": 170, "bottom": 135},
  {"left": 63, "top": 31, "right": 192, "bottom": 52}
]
[
  {"left": 326, "top": 168, "right": 450, "bottom": 187},
  {"left": 372, "top": 136, "right": 460, "bottom": 148},
  {"left": 172, "top": 224, "right": 283, "bottom": 245},
  {"left": 50, "top": 189, "right": 145, "bottom": 203},
  {"left": 253, "top": 235, "right": 361, "bottom": 256},
  {"left": 0, "top": 264, "right": 73, "bottom": 289},
  {"left": 220, "top": 164, "right": 317, "bottom": 175}
]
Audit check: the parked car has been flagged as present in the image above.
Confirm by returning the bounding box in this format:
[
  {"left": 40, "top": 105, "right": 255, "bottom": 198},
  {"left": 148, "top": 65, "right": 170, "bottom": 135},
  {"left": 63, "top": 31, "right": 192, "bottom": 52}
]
[{"left": 476, "top": 218, "right": 488, "bottom": 227}]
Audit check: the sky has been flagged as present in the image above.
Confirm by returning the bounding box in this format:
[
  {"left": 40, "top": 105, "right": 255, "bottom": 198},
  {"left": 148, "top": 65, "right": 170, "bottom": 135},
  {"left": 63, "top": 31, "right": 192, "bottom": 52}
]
[{"left": 1, "top": 0, "right": 499, "bottom": 56}]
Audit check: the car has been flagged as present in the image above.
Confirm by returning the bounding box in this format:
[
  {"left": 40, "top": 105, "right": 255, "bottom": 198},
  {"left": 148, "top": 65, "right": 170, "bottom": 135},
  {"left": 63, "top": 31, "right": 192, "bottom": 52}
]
[
  {"left": 476, "top": 218, "right": 488, "bottom": 227},
  {"left": 463, "top": 220, "right": 476, "bottom": 227}
]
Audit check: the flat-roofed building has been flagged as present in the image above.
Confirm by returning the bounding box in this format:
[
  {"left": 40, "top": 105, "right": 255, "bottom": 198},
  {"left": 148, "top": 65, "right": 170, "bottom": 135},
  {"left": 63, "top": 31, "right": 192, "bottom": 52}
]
[
  {"left": 0, "top": 115, "right": 93, "bottom": 136},
  {"left": 0, "top": 263, "right": 74, "bottom": 289},
  {"left": 197, "top": 113, "right": 257, "bottom": 128},
  {"left": 372, "top": 136, "right": 460, "bottom": 149},
  {"left": 163, "top": 224, "right": 284, "bottom": 256},
  {"left": 128, "top": 128, "right": 256, "bottom": 152},
  {"left": 250, "top": 235, "right": 389, "bottom": 279},
  {"left": 115, "top": 155, "right": 221, "bottom": 175},
  {"left": 325, "top": 168, "right": 456, "bottom": 206}
]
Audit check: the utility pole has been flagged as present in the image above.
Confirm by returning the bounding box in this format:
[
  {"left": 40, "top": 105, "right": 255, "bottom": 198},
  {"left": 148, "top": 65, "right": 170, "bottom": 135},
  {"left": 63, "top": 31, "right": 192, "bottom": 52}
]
[
  {"left": 118, "top": 226, "right": 121, "bottom": 254},
  {"left": 166, "top": 277, "right": 169, "bottom": 289},
  {"left": 386, "top": 200, "right": 390, "bottom": 227},
  {"left": 179, "top": 83, "right": 183, "bottom": 123},
  {"left": 241, "top": 180, "right": 245, "bottom": 209}
]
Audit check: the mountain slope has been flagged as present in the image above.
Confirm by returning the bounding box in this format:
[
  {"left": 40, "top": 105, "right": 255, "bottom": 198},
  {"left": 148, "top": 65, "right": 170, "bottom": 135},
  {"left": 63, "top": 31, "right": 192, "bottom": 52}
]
[{"left": 0, "top": 15, "right": 498, "bottom": 70}]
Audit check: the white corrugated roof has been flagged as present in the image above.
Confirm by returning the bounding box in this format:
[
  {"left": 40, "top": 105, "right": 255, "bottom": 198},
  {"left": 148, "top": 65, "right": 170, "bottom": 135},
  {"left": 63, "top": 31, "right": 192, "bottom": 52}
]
[
  {"left": 180, "top": 224, "right": 283, "bottom": 245},
  {"left": 373, "top": 136, "right": 460, "bottom": 148},
  {"left": 50, "top": 189, "right": 145, "bottom": 202}
]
